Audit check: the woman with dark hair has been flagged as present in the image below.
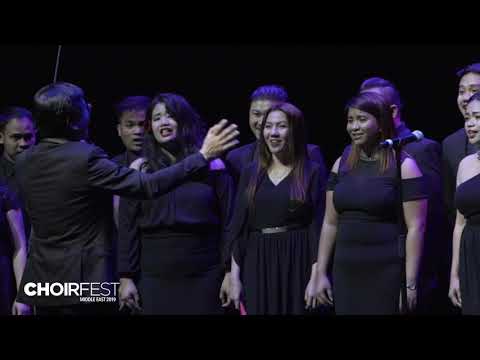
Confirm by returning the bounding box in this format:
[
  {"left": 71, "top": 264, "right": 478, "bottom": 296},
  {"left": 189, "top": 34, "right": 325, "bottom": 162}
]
[
  {"left": 449, "top": 92, "right": 480, "bottom": 314},
  {"left": 305, "top": 92, "right": 427, "bottom": 314},
  {"left": 118, "top": 93, "right": 235, "bottom": 314},
  {"left": 228, "top": 102, "right": 326, "bottom": 315}
]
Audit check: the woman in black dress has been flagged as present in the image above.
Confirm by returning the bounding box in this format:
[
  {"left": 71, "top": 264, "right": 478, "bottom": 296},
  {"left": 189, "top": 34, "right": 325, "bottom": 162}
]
[
  {"left": 118, "top": 93, "right": 235, "bottom": 314},
  {"left": 449, "top": 92, "right": 480, "bottom": 314},
  {"left": 305, "top": 92, "right": 427, "bottom": 314},
  {"left": 228, "top": 102, "right": 326, "bottom": 315}
]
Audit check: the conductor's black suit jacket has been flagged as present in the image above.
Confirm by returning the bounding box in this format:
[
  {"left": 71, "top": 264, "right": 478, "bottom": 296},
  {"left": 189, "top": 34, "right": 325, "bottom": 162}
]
[{"left": 14, "top": 140, "right": 208, "bottom": 306}]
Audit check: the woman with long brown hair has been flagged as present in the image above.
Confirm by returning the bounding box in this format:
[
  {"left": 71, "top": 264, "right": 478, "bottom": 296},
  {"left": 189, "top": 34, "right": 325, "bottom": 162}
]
[
  {"left": 305, "top": 91, "right": 427, "bottom": 314},
  {"left": 228, "top": 102, "right": 326, "bottom": 315}
]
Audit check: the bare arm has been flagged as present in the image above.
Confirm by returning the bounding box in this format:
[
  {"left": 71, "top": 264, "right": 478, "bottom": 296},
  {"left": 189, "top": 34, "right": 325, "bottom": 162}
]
[
  {"left": 448, "top": 159, "right": 468, "bottom": 307},
  {"left": 451, "top": 159, "right": 467, "bottom": 280},
  {"left": 401, "top": 158, "right": 428, "bottom": 288},
  {"left": 305, "top": 157, "right": 341, "bottom": 308},
  {"left": 451, "top": 210, "right": 466, "bottom": 281},
  {"left": 229, "top": 255, "right": 242, "bottom": 310},
  {"left": 315, "top": 192, "right": 338, "bottom": 275},
  {"left": 315, "top": 157, "right": 341, "bottom": 276}
]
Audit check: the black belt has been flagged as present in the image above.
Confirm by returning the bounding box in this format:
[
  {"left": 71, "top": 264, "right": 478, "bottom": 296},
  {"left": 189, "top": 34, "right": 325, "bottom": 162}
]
[{"left": 254, "top": 224, "right": 305, "bottom": 234}]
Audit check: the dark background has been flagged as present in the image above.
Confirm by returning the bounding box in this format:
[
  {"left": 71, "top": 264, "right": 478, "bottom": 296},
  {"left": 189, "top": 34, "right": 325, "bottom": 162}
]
[{"left": 1, "top": 44, "right": 478, "bottom": 167}]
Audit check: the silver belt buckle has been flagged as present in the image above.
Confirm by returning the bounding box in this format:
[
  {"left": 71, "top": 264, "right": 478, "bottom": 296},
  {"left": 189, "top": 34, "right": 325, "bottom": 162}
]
[{"left": 261, "top": 226, "right": 286, "bottom": 234}]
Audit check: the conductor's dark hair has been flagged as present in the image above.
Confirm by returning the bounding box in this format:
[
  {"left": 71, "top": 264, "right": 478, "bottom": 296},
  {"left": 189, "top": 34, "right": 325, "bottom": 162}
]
[{"left": 33, "top": 82, "right": 89, "bottom": 139}]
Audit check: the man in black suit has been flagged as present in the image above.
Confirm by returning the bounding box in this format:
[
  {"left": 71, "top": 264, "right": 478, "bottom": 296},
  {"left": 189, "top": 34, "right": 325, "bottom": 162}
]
[
  {"left": 0, "top": 107, "right": 36, "bottom": 314},
  {"left": 14, "top": 82, "right": 239, "bottom": 315},
  {"left": 0, "top": 107, "right": 36, "bottom": 183},
  {"left": 111, "top": 96, "right": 150, "bottom": 228},
  {"left": 359, "top": 77, "right": 450, "bottom": 314},
  {"left": 0, "top": 107, "right": 36, "bottom": 236},
  {"left": 112, "top": 96, "right": 150, "bottom": 167},
  {"left": 108, "top": 96, "right": 150, "bottom": 287},
  {"left": 225, "top": 84, "right": 328, "bottom": 184},
  {"left": 442, "top": 63, "right": 480, "bottom": 228}
]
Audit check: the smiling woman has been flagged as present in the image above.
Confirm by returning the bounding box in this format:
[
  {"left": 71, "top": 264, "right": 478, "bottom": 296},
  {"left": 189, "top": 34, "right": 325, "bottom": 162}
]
[
  {"left": 305, "top": 91, "right": 428, "bottom": 315},
  {"left": 449, "top": 92, "right": 480, "bottom": 314},
  {"left": 228, "top": 102, "right": 328, "bottom": 315},
  {"left": 464, "top": 94, "right": 480, "bottom": 144}
]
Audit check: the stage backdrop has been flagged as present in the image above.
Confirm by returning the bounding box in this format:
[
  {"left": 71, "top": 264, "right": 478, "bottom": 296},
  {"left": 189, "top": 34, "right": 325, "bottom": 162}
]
[{"left": 1, "top": 44, "right": 478, "bottom": 167}]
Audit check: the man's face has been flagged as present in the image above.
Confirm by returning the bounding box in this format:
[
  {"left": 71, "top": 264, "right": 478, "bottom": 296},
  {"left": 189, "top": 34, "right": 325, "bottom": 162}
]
[
  {"left": 117, "top": 110, "right": 146, "bottom": 153},
  {"left": 249, "top": 99, "right": 276, "bottom": 140},
  {"left": 458, "top": 72, "right": 480, "bottom": 117},
  {"left": 0, "top": 117, "right": 36, "bottom": 162}
]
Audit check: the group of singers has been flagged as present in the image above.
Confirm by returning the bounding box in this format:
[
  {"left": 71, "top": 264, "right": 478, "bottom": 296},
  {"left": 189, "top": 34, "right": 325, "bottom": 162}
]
[{"left": 1, "top": 62, "right": 480, "bottom": 315}]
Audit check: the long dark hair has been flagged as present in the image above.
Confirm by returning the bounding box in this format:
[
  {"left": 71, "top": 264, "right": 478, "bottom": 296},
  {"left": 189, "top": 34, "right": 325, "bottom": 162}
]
[
  {"left": 144, "top": 93, "right": 206, "bottom": 169},
  {"left": 344, "top": 91, "right": 396, "bottom": 173},
  {"left": 246, "top": 102, "right": 308, "bottom": 209}
]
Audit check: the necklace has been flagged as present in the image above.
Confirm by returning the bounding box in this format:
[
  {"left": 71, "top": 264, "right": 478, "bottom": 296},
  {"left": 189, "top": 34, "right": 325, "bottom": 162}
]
[{"left": 359, "top": 150, "right": 379, "bottom": 162}]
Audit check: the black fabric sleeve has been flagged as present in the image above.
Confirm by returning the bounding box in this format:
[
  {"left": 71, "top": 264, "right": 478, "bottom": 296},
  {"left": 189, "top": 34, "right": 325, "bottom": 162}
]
[
  {"left": 87, "top": 147, "right": 208, "bottom": 199},
  {"left": 308, "top": 145, "right": 329, "bottom": 184},
  {"left": 214, "top": 170, "right": 236, "bottom": 272},
  {"left": 401, "top": 176, "right": 428, "bottom": 202},
  {"left": 229, "top": 166, "right": 252, "bottom": 269},
  {"left": 326, "top": 172, "right": 339, "bottom": 191},
  {"left": 308, "top": 166, "right": 326, "bottom": 264},
  {"left": 117, "top": 197, "right": 142, "bottom": 280},
  {"left": 1, "top": 184, "right": 20, "bottom": 212}
]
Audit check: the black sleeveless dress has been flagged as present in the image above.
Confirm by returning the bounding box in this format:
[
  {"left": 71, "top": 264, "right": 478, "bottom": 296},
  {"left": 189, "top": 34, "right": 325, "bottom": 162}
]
[
  {"left": 455, "top": 172, "right": 480, "bottom": 314},
  {"left": 327, "top": 155, "right": 427, "bottom": 314}
]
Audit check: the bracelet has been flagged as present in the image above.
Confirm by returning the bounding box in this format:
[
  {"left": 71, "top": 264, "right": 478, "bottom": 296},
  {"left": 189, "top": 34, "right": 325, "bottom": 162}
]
[{"left": 406, "top": 284, "right": 417, "bottom": 291}]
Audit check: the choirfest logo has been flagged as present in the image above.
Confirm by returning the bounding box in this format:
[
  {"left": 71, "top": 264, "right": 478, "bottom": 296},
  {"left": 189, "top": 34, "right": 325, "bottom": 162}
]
[{"left": 24, "top": 282, "right": 120, "bottom": 303}]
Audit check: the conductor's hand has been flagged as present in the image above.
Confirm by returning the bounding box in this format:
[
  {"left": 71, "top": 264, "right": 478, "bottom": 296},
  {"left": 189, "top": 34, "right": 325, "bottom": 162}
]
[
  {"left": 129, "top": 157, "right": 149, "bottom": 172},
  {"left": 200, "top": 119, "right": 239, "bottom": 160},
  {"left": 119, "top": 277, "right": 142, "bottom": 313},
  {"left": 219, "top": 272, "right": 231, "bottom": 307}
]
